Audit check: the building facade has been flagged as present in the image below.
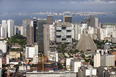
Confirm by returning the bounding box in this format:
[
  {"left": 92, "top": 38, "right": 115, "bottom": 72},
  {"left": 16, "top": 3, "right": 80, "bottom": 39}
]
[
  {"left": 7, "top": 19, "right": 14, "bottom": 37},
  {"left": 94, "top": 53, "right": 101, "bottom": 67},
  {"left": 55, "top": 22, "right": 72, "bottom": 43},
  {"left": 47, "top": 16, "right": 53, "bottom": 24},
  {"left": 63, "top": 16, "right": 72, "bottom": 23}
]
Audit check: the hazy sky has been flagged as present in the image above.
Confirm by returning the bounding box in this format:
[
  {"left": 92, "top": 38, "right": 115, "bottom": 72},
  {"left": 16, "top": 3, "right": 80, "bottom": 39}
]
[{"left": 0, "top": 0, "right": 116, "bottom": 13}]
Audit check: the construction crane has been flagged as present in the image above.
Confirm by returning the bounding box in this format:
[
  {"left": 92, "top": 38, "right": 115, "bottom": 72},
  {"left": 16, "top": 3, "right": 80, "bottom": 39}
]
[{"left": 37, "top": 53, "right": 48, "bottom": 71}]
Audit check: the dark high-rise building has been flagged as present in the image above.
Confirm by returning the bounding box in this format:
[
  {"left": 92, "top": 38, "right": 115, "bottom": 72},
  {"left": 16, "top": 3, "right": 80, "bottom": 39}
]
[
  {"left": 90, "top": 15, "right": 95, "bottom": 27},
  {"left": 37, "top": 20, "right": 46, "bottom": 53},
  {"left": 33, "top": 17, "right": 38, "bottom": 42},
  {"left": 63, "top": 16, "right": 72, "bottom": 23},
  {"left": 47, "top": 16, "right": 53, "bottom": 24}
]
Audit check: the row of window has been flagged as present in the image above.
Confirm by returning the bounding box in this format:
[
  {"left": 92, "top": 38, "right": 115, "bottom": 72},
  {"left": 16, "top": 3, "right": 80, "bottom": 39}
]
[
  {"left": 56, "top": 30, "right": 71, "bottom": 32},
  {"left": 56, "top": 35, "right": 71, "bottom": 38}
]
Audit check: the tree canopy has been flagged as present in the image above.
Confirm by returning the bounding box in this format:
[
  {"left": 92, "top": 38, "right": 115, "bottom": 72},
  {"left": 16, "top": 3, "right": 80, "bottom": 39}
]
[{"left": 8, "top": 34, "right": 27, "bottom": 48}]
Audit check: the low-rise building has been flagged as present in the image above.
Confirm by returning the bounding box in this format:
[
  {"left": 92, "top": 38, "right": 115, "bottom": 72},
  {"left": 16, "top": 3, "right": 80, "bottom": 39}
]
[
  {"left": 26, "top": 71, "right": 76, "bottom": 77},
  {"left": 78, "top": 65, "right": 97, "bottom": 77},
  {"left": 25, "top": 46, "right": 35, "bottom": 59},
  {"left": 0, "top": 39, "right": 7, "bottom": 53},
  {"left": 9, "top": 51, "right": 20, "bottom": 59}
]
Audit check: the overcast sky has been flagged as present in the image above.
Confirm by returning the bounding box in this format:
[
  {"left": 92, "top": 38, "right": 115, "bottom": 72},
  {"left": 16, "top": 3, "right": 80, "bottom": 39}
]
[{"left": 0, "top": 0, "right": 116, "bottom": 13}]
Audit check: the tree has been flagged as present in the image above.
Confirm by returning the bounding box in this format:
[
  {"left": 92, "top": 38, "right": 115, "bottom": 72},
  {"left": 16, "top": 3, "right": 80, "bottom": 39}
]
[
  {"left": 8, "top": 34, "right": 27, "bottom": 48},
  {"left": 58, "top": 62, "right": 63, "bottom": 69},
  {"left": 81, "top": 54, "right": 85, "bottom": 59},
  {"left": 74, "top": 49, "right": 79, "bottom": 53}
]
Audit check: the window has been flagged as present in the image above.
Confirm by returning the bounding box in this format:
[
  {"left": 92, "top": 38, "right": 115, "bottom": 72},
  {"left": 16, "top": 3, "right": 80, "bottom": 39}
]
[
  {"left": 62, "top": 38, "right": 66, "bottom": 40},
  {"left": 67, "top": 35, "right": 71, "bottom": 38},
  {"left": 67, "top": 30, "right": 71, "bottom": 32},
  {"left": 62, "top": 26, "right": 66, "bottom": 29}
]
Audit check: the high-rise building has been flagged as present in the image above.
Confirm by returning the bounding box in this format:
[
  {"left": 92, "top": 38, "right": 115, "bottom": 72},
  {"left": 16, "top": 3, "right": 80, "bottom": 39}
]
[
  {"left": 7, "top": 19, "right": 14, "bottom": 37},
  {"left": 49, "top": 24, "right": 55, "bottom": 41},
  {"left": 47, "top": 16, "right": 53, "bottom": 24},
  {"left": 1, "top": 20, "right": 7, "bottom": 38},
  {"left": 84, "top": 18, "right": 90, "bottom": 23},
  {"left": 106, "top": 55, "right": 115, "bottom": 66},
  {"left": 101, "top": 55, "right": 115, "bottom": 67},
  {"left": 27, "top": 20, "right": 34, "bottom": 45},
  {"left": 63, "top": 16, "right": 72, "bottom": 23},
  {"left": 0, "top": 25, "right": 1, "bottom": 38},
  {"left": 33, "top": 17, "right": 38, "bottom": 43},
  {"left": 55, "top": 22, "right": 72, "bottom": 43},
  {"left": 43, "top": 24, "right": 50, "bottom": 57},
  {"left": 37, "top": 19, "right": 46, "bottom": 53},
  {"left": 95, "top": 17, "right": 98, "bottom": 28},
  {"left": 90, "top": 15, "right": 95, "bottom": 27},
  {"left": 0, "top": 57, "right": 2, "bottom": 68},
  {"left": 94, "top": 52, "right": 100, "bottom": 67},
  {"left": 22, "top": 19, "right": 30, "bottom": 37}
]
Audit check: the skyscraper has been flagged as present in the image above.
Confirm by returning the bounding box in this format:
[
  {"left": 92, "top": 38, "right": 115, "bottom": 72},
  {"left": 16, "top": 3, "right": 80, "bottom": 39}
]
[
  {"left": 33, "top": 17, "right": 38, "bottom": 43},
  {"left": 7, "top": 19, "right": 14, "bottom": 37},
  {"left": 37, "top": 19, "right": 46, "bottom": 53},
  {"left": 27, "top": 20, "right": 34, "bottom": 45},
  {"left": 90, "top": 15, "right": 95, "bottom": 27},
  {"left": 63, "top": 16, "right": 72, "bottom": 23},
  {"left": 95, "top": 17, "right": 98, "bottom": 28},
  {"left": 22, "top": 19, "right": 30, "bottom": 37},
  {"left": 1, "top": 20, "right": 7, "bottom": 38},
  {"left": 47, "top": 16, "right": 53, "bottom": 24},
  {"left": 43, "top": 24, "right": 50, "bottom": 57}
]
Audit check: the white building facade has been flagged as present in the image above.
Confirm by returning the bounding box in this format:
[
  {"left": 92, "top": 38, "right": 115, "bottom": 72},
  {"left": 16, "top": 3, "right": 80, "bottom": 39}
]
[{"left": 7, "top": 19, "right": 14, "bottom": 37}]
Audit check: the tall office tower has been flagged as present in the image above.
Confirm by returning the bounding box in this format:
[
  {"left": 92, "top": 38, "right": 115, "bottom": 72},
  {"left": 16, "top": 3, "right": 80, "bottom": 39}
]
[
  {"left": 47, "top": 16, "right": 53, "bottom": 24},
  {"left": 33, "top": 17, "right": 38, "bottom": 42},
  {"left": 27, "top": 21, "right": 34, "bottom": 45},
  {"left": 22, "top": 19, "right": 30, "bottom": 37},
  {"left": 7, "top": 19, "right": 14, "bottom": 37},
  {"left": 90, "top": 15, "right": 95, "bottom": 27},
  {"left": 1, "top": 20, "right": 7, "bottom": 39},
  {"left": 63, "top": 16, "right": 72, "bottom": 23},
  {"left": 94, "top": 52, "right": 101, "bottom": 67},
  {"left": 55, "top": 22, "right": 72, "bottom": 43},
  {"left": 95, "top": 17, "right": 98, "bottom": 28},
  {"left": 37, "top": 19, "right": 46, "bottom": 54},
  {"left": 43, "top": 24, "right": 50, "bottom": 57}
]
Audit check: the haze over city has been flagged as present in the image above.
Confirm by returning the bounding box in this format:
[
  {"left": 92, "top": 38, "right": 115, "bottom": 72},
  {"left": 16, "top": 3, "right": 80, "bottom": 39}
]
[{"left": 0, "top": 0, "right": 116, "bottom": 77}]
